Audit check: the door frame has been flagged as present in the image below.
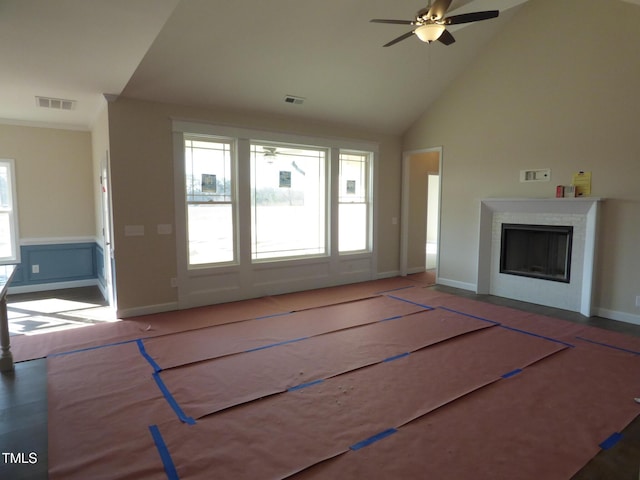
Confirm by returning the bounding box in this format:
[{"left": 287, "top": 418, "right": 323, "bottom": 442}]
[
  {"left": 400, "top": 146, "right": 443, "bottom": 277},
  {"left": 100, "top": 150, "right": 117, "bottom": 308}
]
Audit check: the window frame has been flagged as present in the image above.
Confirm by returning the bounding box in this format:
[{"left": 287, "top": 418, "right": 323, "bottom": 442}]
[
  {"left": 0, "top": 159, "right": 20, "bottom": 265},
  {"left": 338, "top": 150, "right": 373, "bottom": 254},
  {"left": 249, "top": 141, "right": 328, "bottom": 263},
  {"left": 183, "top": 135, "right": 238, "bottom": 269},
  {"left": 173, "top": 120, "right": 378, "bottom": 279}
]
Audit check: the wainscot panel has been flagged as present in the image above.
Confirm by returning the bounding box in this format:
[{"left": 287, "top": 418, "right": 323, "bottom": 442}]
[{"left": 9, "top": 242, "right": 98, "bottom": 289}]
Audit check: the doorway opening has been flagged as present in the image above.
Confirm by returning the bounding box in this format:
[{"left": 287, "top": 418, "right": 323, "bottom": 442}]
[
  {"left": 100, "top": 150, "right": 117, "bottom": 309},
  {"left": 400, "top": 147, "right": 441, "bottom": 281},
  {"left": 6, "top": 151, "right": 119, "bottom": 337},
  {"left": 426, "top": 173, "right": 439, "bottom": 270}
]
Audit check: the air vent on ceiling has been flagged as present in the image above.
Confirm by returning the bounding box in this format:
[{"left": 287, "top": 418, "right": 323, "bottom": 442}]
[
  {"left": 36, "top": 96, "right": 76, "bottom": 111},
  {"left": 284, "top": 95, "right": 305, "bottom": 105}
]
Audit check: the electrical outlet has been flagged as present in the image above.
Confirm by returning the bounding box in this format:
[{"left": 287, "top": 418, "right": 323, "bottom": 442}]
[
  {"left": 170, "top": 277, "right": 178, "bottom": 288},
  {"left": 636, "top": 295, "right": 640, "bottom": 307},
  {"left": 32, "top": 264, "right": 39, "bottom": 274}
]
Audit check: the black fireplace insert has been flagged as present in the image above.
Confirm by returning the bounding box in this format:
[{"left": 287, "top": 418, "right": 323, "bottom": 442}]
[{"left": 499, "top": 223, "right": 573, "bottom": 283}]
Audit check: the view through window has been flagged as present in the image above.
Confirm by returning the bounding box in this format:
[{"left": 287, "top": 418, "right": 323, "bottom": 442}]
[
  {"left": 251, "top": 143, "right": 326, "bottom": 261},
  {"left": 184, "top": 137, "right": 235, "bottom": 265},
  {"left": 339, "top": 151, "right": 370, "bottom": 253},
  {"left": 181, "top": 130, "right": 374, "bottom": 269},
  {"left": 0, "top": 159, "right": 19, "bottom": 263}
]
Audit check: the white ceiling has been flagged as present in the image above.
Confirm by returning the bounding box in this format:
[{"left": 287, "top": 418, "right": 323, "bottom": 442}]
[{"left": 0, "top": 0, "right": 528, "bottom": 134}]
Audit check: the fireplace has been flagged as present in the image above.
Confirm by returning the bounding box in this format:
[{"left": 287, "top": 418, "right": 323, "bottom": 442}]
[
  {"left": 477, "top": 197, "right": 603, "bottom": 316},
  {"left": 499, "top": 224, "right": 573, "bottom": 283}
]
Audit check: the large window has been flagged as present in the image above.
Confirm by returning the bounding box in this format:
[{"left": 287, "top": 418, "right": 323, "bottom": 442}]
[
  {"left": 250, "top": 143, "right": 326, "bottom": 261},
  {"left": 339, "top": 151, "right": 371, "bottom": 253},
  {"left": 176, "top": 121, "right": 377, "bottom": 275},
  {"left": 184, "top": 136, "right": 235, "bottom": 266},
  {"left": 0, "top": 159, "right": 19, "bottom": 263}
]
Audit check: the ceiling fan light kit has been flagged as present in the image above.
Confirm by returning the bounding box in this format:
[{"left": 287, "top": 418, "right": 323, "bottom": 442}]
[
  {"left": 371, "top": 0, "right": 499, "bottom": 47},
  {"left": 415, "top": 23, "right": 446, "bottom": 42}
]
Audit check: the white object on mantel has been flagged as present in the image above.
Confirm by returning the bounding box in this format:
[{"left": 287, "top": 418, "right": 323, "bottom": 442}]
[{"left": 477, "top": 197, "right": 604, "bottom": 317}]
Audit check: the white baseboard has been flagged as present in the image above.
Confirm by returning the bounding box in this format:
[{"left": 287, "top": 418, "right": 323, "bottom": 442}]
[
  {"left": 437, "top": 277, "right": 476, "bottom": 292},
  {"left": 8, "top": 279, "right": 99, "bottom": 295},
  {"left": 376, "top": 270, "right": 401, "bottom": 279},
  {"left": 407, "top": 266, "right": 427, "bottom": 275},
  {"left": 592, "top": 307, "right": 640, "bottom": 326},
  {"left": 117, "top": 302, "right": 179, "bottom": 319}
]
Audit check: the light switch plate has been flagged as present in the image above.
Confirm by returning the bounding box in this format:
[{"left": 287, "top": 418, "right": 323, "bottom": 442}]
[
  {"left": 124, "top": 225, "right": 145, "bottom": 236},
  {"left": 157, "top": 224, "right": 173, "bottom": 235}
]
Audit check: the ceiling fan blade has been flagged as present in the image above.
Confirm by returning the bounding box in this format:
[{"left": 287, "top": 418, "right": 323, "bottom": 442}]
[
  {"left": 370, "top": 19, "right": 414, "bottom": 25},
  {"left": 383, "top": 30, "right": 415, "bottom": 47},
  {"left": 426, "top": 0, "right": 453, "bottom": 21},
  {"left": 445, "top": 10, "right": 499, "bottom": 25},
  {"left": 438, "top": 29, "right": 456, "bottom": 45}
]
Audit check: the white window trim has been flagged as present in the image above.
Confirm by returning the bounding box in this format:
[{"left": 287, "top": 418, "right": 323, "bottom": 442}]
[
  {"left": 172, "top": 120, "right": 378, "bottom": 153},
  {"left": 183, "top": 134, "right": 238, "bottom": 268},
  {"left": 172, "top": 120, "right": 380, "bottom": 309},
  {"left": 250, "top": 141, "right": 329, "bottom": 263},
  {"left": 0, "top": 159, "right": 20, "bottom": 264},
  {"left": 338, "top": 149, "right": 373, "bottom": 255}
]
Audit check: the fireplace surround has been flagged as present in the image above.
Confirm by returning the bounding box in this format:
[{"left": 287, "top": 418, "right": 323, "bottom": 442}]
[{"left": 477, "top": 198, "right": 603, "bottom": 316}]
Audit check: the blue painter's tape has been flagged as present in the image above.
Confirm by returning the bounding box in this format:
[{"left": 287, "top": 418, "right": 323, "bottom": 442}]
[
  {"left": 383, "top": 352, "right": 410, "bottom": 363},
  {"left": 152, "top": 372, "right": 196, "bottom": 425},
  {"left": 350, "top": 428, "right": 398, "bottom": 451},
  {"left": 48, "top": 338, "right": 140, "bottom": 357},
  {"left": 375, "top": 285, "right": 416, "bottom": 294},
  {"left": 244, "top": 336, "right": 309, "bottom": 353},
  {"left": 380, "top": 315, "right": 404, "bottom": 322},
  {"left": 501, "top": 368, "right": 523, "bottom": 379},
  {"left": 149, "top": 425, "right": 179, "bottom": 480},
  {"left": 438, "top": 306, "right": 576, "bottom": 349},
  {"left": 575, "top": 336, "right": 640, "bottom": 356},
  {"left": 385, "top": 294, "right": 433, "bottom": 310},
  {"left": 137, "top": 339, "right": 162, "bottom": 373},
  {"left": 437, "top": 306, "right": 501, "bottom": 325},
  {"left": 499, "top": 325, "right": 575, "bottom": 348},
  {"left": 599, "top": 432, "right": 622, "bottom": 450},
  {"left": 255, "top": 311, "right": 293, "bottom": 320},
  {"left": 288, "top": 379, "right": 325, "bottom": 392}
]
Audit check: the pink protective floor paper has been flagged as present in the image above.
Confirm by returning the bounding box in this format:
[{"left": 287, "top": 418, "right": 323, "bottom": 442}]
[{"left": 43, "top": 284, "right": 640, "bottom": 479}]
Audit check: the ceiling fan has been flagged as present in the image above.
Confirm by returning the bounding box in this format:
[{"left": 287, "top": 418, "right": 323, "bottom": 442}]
[
  {"left": 262, "top": 146, "right": 278, "bottom": 163},
  {"left": 371, "top": 0, "right": 499, "bottom": 47}
]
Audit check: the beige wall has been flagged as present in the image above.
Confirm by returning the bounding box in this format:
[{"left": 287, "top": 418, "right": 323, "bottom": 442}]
[
  {"left": 403, "top": 0, "right": 640, "bottom": 320},
  {"left": 0, "top": 123, "right": 94, "bottom": 240},
  {"left": 107, "top": 97, "right": 403, "bottom": 311}
]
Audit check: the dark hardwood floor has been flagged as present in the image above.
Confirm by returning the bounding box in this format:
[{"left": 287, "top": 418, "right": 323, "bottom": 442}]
[
  {"left": 1, "top": 285, "right": 639, "bottom": 479},
  {"left": 0, "top": 359, "right": 47, "bottom": 480}
]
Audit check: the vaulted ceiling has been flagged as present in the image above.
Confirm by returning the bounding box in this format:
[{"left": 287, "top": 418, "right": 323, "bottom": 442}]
[{"left": 1, "top": 0, "right": 531, "bottom": 134}]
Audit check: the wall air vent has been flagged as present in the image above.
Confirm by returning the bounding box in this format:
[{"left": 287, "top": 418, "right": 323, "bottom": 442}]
[
  {"left": 284, "top": 95, "right": 305, "bottom": 105},
  {"left": 36, "top": 96, "right": 76, "bottom": 111}
]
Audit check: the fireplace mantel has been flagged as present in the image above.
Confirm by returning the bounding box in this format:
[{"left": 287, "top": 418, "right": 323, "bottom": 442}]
[
  {"left": 477, "top": 197, "right": 603, "bottom": 316},
  {"left": 481, "top": 197, "right": 603, "bottom": 215}
]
